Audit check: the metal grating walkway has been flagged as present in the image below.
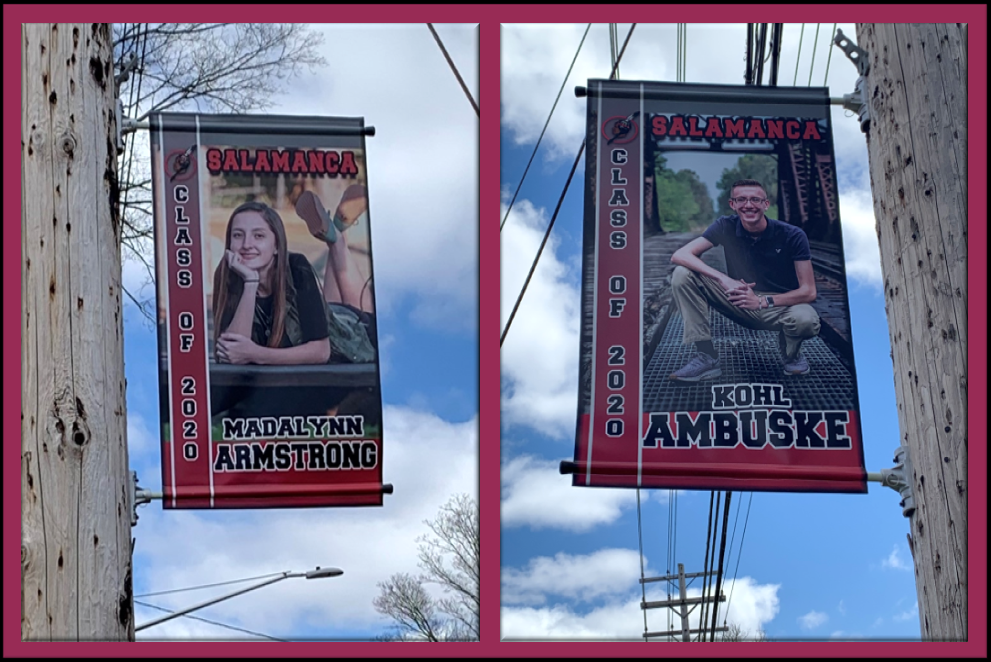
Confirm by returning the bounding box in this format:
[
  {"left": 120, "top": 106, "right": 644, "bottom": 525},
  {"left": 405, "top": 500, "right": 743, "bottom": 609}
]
[{"left": 642, "top": 310, "right": 857, "bottom": 412}]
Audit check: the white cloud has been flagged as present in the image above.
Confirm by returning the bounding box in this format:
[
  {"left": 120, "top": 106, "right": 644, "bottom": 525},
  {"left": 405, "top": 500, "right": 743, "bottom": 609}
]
[
  {"left": 501, "top": 572, "right": 779, "bottom": 640},
  {"left": 830, "top": 630, "right": 845, "bottom": 638},
  {"left": 500, "top": 197, "right": 581, "bottom": 439},
  {"left": 133, "top": 405, "right": 476, "bottom": 639},
  {"left": 502, "top": 549, "right": 647, "bottom": 607},
  {"left": 501, "top": 455, "right": 635, "bottom": 531},
  {"left": 837, "top": 599, "right": 846, "bottom": 615},
  {"left": 837, "top": 186, "right": 883, "bottom": 288},
  {"left": 893, "top": 602, "right": 919, "bottom": 622},
  {"left": 881, "top": 544, "right": 911, "bottom": 571},
  {"left": 798, "top": 610, "right": 828, "bottom": 630}
]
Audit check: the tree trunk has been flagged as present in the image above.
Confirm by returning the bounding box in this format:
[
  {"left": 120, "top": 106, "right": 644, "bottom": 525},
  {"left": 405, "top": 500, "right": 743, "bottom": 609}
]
[
  {"left": 855, "top": 23, "right": 967, "bottom": 642},
  {"left": 21, "top": 23, "right": 133, "bottom": 641}
]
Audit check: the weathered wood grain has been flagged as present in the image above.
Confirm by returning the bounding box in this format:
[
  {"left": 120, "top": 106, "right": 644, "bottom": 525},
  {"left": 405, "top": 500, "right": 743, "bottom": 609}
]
[
  {"left": 21, "top": 23, "right": 132, "bottom": 641},
  {"left": 857, "top": 22, "right": 967, "bottom": 642}
]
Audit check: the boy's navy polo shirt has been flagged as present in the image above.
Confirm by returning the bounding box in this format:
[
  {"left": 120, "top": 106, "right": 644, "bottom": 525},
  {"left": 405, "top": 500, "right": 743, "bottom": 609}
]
[{"left": 701, "top": 215, "right": 811, "bottom": 293}]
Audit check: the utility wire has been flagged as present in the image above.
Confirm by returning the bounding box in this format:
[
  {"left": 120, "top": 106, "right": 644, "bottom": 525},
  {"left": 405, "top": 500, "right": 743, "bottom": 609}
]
[
  {"left": 134, "top": 571, "right": 287, "bottom": 598},
  {"left": 807, "top": 23, "right": 821, "bottom": 86},
  {"left": 755, "top": 23, "right": 768, "bottom": 85},
  {"left": 500, "top": 23, "right": 636, "bottom": 347},
  {"left": 748, "top": 24, "right": 754, "bottom": 82},
  {"left": 696, "top": 491, "right": 716, "bottom": 640},
  {"left": 672, "top": 491, "right": 678, "bottom": 580},
  {"left": 793, "top": 24, "right": 805, "bottom": 86},
  {"left": 135, "top": 600, "right": 288, "bottom": 641},
  {"left": 709, "top": 491, "right": 732, "bottom": 641},
  {"left": 426, "top": 24, "right": 479, "bottom": 117},
  {"left": 823, "top": 23, "right": 838, "bottom": 85},
  {"left": 636, "top": 489, "right": 649, "bottom": 640},
  {"left": 666, "top": 490, "right": 674, "bottom": 637},
  {"left": 722, "top": 491, "right": 744, "bottom": 588},
  {"left": 500, "top": 23, "right": 591, "bottom": 232},
  {"left": 724, "top": 492, "right": 754, "bottom": 623}
]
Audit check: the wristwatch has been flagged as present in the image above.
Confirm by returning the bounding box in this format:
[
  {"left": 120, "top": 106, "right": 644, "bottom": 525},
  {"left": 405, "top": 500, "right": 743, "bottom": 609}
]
[{"left": 765, "top": 296, "right": 775, "bottom": 309}]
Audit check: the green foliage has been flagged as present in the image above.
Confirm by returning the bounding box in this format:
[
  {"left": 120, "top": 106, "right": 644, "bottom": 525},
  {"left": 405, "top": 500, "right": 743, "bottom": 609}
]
[
  {"left": 653, "top": 154, "right": 715, "bottom": 232},
  {"left": 716, "top": 154, "right": 779, "bottom": 217}
]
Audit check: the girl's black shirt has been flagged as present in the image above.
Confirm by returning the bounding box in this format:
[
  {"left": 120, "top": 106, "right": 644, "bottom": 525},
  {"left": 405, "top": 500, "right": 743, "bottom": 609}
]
[{"left": 250, "top": 252, "right": 329, "bottom": 347}]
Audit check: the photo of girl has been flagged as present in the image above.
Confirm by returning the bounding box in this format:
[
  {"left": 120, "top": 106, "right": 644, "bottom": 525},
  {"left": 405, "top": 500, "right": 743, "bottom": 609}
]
[{"left": 210, "top": 186, "right": 377, "bottom": 367}]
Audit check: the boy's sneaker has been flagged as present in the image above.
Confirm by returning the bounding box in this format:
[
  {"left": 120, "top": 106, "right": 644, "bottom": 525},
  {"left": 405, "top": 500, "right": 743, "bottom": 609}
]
[
  {"left": 782, "top": 353, "right": 811, "bottom": 376},
  {"left": 670, "top": 352, "right": 721, "bottom": 382}
]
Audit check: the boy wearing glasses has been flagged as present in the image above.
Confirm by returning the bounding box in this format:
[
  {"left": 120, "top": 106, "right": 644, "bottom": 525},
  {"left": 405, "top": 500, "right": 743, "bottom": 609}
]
[{"left": 668, "top": 179, "right": 820, "bottom": 381}]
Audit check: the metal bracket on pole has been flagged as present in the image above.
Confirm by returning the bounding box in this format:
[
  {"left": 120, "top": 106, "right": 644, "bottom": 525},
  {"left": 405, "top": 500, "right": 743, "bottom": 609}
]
[
  {"left": 115, "top": 52, "right": 141, "bottom": 150},
  {"left": 832, "top": 29, "right": 871, "bottom": 134},
  {"left": 120, "top": 117, "right": 146, "bottom": 135},
  {"left": 115, "top": 99, "right": 125, "bottom": 151},
  {"left": 877, "top": 446, "right": 916, "bottom": 518},
  {"left": 130, "top": 470, "right": 162, "bottom": 527}
]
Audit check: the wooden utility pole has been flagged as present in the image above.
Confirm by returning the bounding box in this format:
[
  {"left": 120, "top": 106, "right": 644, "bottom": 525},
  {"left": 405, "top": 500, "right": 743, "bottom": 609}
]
[
  {"left": 641, "top": 564, "right": 727, "bottom": 641},
  {"left": 21, "top": 24, "right": 133, "bottom": 641},
  {"left": 855, "top": 24, "right": 968, "bottom": 641}
]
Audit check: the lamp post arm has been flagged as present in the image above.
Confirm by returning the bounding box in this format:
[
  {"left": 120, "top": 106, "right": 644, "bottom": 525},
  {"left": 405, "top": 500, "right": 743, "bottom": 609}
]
[{"left": 135, "top": 572, "right": 293, "bottom": 633}]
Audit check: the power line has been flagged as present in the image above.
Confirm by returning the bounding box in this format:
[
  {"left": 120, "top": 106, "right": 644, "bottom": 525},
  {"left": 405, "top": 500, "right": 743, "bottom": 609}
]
[
  {"left": 807, "top": 23, "right": 821, "bottom": 86},
  {"left": 500, "top": 23, "right": 637, "bottom": 347},
  {"left": 696, "top": 491, "right": 716, "bottom": 640},
  {"left": 636, "top": 489, "right": 649, "bottom": 640},
  {"left": 793, "top": 24, "right": 805, "bottom": 86},
  {"left": 500, "top": 23, "right": 591, "bottom": 232},
  {"left": 426, "top": 24, "right": 478, "bottom": 117},
  {"left": 134, "top": 571, "right": 287, "bottom": 598},
  {"left": 823, "top": 24, "right": 839, "bottom": 85},
  {"left": 769, "top": 24, "right": 783, "bottom": 86},
  {"left": 723, "top": 490, "right": 744, "bottom": 584},
  {"left": 754, "top": 23, "right": 768, "bottom": 85},
  {"left": 724, "top": 492, "right": 754, "bottom": 623},
  {"left": 708, "top": 492, "right": 732, "bottom": 641},
  {"left": 135, "top": 600, "right": 287, "bottom": 641}
]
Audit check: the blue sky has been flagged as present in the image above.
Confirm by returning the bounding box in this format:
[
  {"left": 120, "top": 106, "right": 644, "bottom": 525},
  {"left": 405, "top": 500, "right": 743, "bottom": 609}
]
[
  {"left": 121, "top": 24, "right": 478, "bottom": 640},
  {"left": 500, "top": 23, "right": 921, "bottom": 640}
]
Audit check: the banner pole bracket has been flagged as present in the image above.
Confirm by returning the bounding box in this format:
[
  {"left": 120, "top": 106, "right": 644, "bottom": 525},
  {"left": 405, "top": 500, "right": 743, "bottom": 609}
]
[
  {"left": 130, "top": 470, "right": 163, "bottom": 527},
  {"left": 832, "top": 28, "right": 871, "bottom": 134},
  {"left": 873, "top": 446, "right": 916, "bottom": 518}
]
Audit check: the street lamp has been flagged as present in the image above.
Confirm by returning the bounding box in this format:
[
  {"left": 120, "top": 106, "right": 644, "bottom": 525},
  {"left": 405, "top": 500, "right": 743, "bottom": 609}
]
[{"left": 135, "top": 566, "right": 343, "bottom": 633}]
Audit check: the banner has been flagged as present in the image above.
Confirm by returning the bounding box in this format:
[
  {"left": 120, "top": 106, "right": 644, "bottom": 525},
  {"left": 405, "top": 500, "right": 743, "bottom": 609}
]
[
  {"left": 570, "top": 80, "right": 867, "bottom": 493},
  {"left": 151, "top": 113, "right": 386, "bottom": 508}
]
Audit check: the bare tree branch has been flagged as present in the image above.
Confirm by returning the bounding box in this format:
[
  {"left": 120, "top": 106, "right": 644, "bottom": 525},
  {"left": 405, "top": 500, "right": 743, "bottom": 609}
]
[
  {"left": 374, "top": 494, "right": 479, "bottom": 641},
  {"left": 112, "top": 23, "right": 327, "bottom": 314},
  {"left": 373, "top": 574, "right": 443, "bottom": 642}
]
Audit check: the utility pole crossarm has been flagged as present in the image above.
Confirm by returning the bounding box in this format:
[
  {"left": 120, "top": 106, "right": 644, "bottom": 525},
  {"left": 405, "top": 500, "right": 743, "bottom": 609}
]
[
  {"left": 640, "top": 570, "right": 715, "bottom": 584},
  {"left": 645, "top": 626, "right": 729, "bottom": 639},
  {"left": 641, "top": 594, "right": 726, "bottom": 610}
]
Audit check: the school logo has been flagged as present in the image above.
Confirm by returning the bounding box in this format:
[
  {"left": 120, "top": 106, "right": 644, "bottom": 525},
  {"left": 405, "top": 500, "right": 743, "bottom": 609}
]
[
  {"left": 602, "top": 112, "right": 640, "bottom": 145},
  {"left": 166, "top": 143, "right": 198, "bottom": 183}
]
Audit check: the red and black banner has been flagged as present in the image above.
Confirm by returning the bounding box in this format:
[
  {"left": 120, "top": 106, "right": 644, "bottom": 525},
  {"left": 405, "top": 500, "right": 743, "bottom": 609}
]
[
  {"left": 570, "top": 80, "right": 867, "bottom": 493},
  {"left": 151, "top": 113, "right": 386, "bottom": 508}
]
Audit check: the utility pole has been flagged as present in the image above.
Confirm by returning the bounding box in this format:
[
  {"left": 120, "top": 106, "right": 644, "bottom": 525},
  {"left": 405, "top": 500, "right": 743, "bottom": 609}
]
[
  {"left": 21, "top": 24, "right": 133, "bottom": 641},
  {"left": 641, "top": 564, "right": 728, "bottom": 641},
  {"left": 854, "top": 24, "right": 968, "bottom": 641}
]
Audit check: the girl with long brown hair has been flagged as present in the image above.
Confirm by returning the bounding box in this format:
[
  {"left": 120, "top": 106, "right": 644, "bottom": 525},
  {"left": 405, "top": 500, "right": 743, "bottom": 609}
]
[{"left": 212, "top": 201, "right": 331, "bottom": 365}]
